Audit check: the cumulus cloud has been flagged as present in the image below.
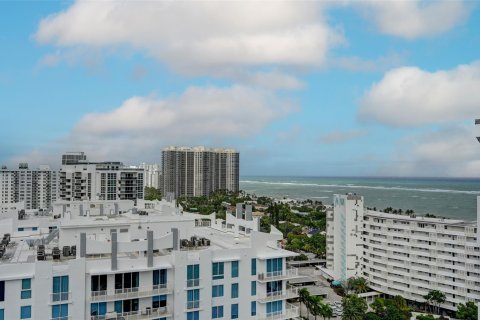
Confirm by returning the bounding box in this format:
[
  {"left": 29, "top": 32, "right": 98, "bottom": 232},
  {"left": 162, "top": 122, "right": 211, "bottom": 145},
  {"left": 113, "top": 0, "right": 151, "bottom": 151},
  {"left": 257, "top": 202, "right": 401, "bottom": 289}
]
[
  {"left": 319, "top": 129, "right": 367, "bottom": 144},
  {"left": 11, "top": 85, "right": 296, "bottom": 166},
  {"left": 35, "top": 0, "right": 341, "bottom": 75},
  {"left": 359, "top": 0, "right": 469, "bottom": 39},
  {"left": 359, "top": 61, "right": 480, "bottom": 127},
  {"left": 379, "top": 125, "right": 480, "bottom": 177}
]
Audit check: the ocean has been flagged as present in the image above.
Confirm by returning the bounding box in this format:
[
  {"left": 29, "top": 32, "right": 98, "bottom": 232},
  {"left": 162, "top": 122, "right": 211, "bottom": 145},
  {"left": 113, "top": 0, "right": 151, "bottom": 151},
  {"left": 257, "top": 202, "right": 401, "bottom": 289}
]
[{"left": 240, "top": 176, "right": 480, "bottom": 221}]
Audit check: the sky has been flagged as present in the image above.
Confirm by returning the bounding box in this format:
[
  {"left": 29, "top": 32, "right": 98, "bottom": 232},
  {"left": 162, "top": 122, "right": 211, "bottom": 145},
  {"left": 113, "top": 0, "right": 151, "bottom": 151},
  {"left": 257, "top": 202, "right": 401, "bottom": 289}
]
[{"left": 1, "top": 0, "right": 480, "bottom": 177}]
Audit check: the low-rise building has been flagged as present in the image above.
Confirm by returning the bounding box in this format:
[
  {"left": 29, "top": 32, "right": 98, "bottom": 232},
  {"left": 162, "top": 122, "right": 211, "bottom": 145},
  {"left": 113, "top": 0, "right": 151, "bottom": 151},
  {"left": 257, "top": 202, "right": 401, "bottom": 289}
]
[
  {"left": 327, "top": 193, "right": 480, "bottom": 312},
  {"left": 0, "top": 199, "right": 300, "bottom": 320}
]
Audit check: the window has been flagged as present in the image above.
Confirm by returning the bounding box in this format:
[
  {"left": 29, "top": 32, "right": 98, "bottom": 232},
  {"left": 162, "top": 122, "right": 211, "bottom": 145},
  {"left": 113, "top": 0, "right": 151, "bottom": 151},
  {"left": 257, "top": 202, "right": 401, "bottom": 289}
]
[
  {"left": 187, "top": 289, "right": 200, "bottom": 309},
  {"left": 251, "top": 281, "right": 256, "bottom": 296},
  {"left": 90, "top": 302, "right": 107, "bottom": 316},
  {"left": 267, "top": 258, "right": 283, "bottom": 276},
  {"left": 187, "top": 311, "right": 199, "bottom": 320},
  {"left": 0, "top": 281, "right": 3, "bottom": 301},
  {"left": 266, "top": 301, "right": 283, "bottom": 316},
  {"left": 32, "top": 227, "right": 38, "bottom": 231},
  {"left": 231, "top": 283, "right": 239, "bottom": 299},
  {"left": 20, "top": 306, "right": 31, "bottom": 319},
  {"left": 114, "top": 299, "right": 139, "bottom": 313},
  {"left": 212, "top": 306, "right": 224, "bottom": 319},
  {"left": 18, "top": 227, "right": 24, "bottom": 232},
  {"left": 251, "top": 301, "right": 257, "bottom": 316},
  {"left": 231, "top": 303, "right": 239, "bottom": 319},
  {"left": 212, "top": 285, "right": 224, "bottom": 298},
  {"left": 21, "top": 279, "right": 32, "bottom": 299},
  {"left": 153, "top": 269, "right": 167, "bottom": 288},
  {"left": 251, "top": 258, "right": 256, "bottom": 275},
  {"left": 153, "top": 295, "right": 167, "bottom": 308},
  {"left": 267, "top": 280, "right": 282, "bottom": 295},
  {"left": 91, "top": 275, "right": 107, "bottom": 292},
  {"left": 52, "top": 304, "right": 68, "bottom": 320},
  {"left": 0, "top": 309, "right": 3, "bottom": 320},
  {"left": 52, "top": 276, "right": 69, "bottom": 302},
  {"left": 115, "top": 272, "right": 139, "bottom": 290},
  {"left": 212, "top": 262, "right": 224, "bottom": 280},
  {"left": 231, "top": 261, "right": 239, "bottom": 278},
  {"left": 187, "top": 265, "right": 200, "bottom": 287}
]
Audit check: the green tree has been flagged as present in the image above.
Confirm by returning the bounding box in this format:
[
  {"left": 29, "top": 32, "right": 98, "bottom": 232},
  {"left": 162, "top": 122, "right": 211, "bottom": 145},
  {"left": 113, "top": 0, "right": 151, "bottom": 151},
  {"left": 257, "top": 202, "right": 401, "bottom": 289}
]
[
  {"left": 320, "top": 303, "right": 333, "bottom": 320},
  {"left": 144, "top": 187, "right": 162, "bottom": 201},
  {"left": 384, "top": 305, "right": 404, "bottom": 320},
  {"left": 342, "top": 294, "right": 368, "bottom": 320},
  {"left": 456, "top": 301, "right": 478, "bottom": 320},
  {"left": 308, "top": 295, "right": 323, "bottom": 320},
  {"left": 370, "top": 298, "right": 385, "bottom": 316},
  {"left": 423, "top": 290, "right": 446, "bottom": 315},
  {"left": 363, "top": 312, "right": 382, "bottom": 320},
  {"left": 299, "top": 288, "right": 310, "bottom": 319}
]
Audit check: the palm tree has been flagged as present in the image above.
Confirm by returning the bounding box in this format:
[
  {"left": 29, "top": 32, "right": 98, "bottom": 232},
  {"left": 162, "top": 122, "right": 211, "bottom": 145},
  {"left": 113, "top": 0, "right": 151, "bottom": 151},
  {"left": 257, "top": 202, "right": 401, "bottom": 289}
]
[
  {"left": 342, "top": 294, "right": 368, "bottom": 320},
  {"left": 320, "top": 303, "right": 333, "bottom": 320},
  {"left": 352, "top": 277, "right": 368, "bottom": 294},
  {"left": 299, "top": 288, "right": 310, "bottom": 318},
  {"left": 308, "top": 295, "right": 323, "bottom": 320},
  {"left": 423, "top": 290, "right": 446, "bottom": 314}
]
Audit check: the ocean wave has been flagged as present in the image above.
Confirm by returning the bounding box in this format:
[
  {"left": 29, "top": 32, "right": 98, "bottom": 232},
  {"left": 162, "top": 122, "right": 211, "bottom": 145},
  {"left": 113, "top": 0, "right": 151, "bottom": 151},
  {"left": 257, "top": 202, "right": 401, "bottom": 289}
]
[{"left": 240, "top": 180, "right": 480, "bottom": 195}]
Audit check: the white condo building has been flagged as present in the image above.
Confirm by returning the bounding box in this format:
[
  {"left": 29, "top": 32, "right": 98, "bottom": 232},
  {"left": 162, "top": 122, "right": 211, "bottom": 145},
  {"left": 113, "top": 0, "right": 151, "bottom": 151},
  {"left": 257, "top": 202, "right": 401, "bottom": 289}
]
[
  {"left": 326, "top": 193, "right": 480, "bottom": 312},
  {"left": 59, "top": 153, "right": 144, "bottom": 203},
  {"left": 0, "top": 199, "right": 300, "bottom": 320},
  {"left": 139, "top": 164, "right": 162, "bottom": 190},
  {"left": 0, "top": 163, "right": 58, "bottom": 210}
]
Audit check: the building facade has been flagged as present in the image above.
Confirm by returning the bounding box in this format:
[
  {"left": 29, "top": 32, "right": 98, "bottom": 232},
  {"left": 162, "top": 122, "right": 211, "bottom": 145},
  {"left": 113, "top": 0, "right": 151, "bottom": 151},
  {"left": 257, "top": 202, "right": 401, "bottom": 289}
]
[
  {"left": 59, "top": 153, "right": 144, "bottom": 203},
  {"left": 139, "top": 163, "right": 162, "bottom": 190},
  {"left": 327, "top": 193, "right": 480, "bottom": 312},
  {"left": 162, "top": 146, "right": 239, "bottom": 198},
  {"left": 0, "top": 200, "right": 300, "bottom": 320},
  {"left": 0, "top": 164, "right": 58, "bottom": 210}
]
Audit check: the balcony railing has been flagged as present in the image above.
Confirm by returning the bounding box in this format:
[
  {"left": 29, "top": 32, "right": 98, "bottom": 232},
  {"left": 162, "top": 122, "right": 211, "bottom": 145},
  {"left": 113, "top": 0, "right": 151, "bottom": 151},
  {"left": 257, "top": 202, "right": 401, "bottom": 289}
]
[
  {"left": 258, "top": 287, "right": 299, "bottom": 303},
  {"left": 186, "top": 279, "right": 200, "bottom": 288},
  {"left": 50, "top": 292, "right": 71, "bottom": 303},
  {"left": 186, "top": 300, "right": 200, "bottom": 310},
  {"left": 90, "top": 307, "right": 169, "bottom": 320},
  {"left": 258, "top": 268, "right": 298, "bottom": 281},
  {"left": 259, "top": 303, "right": 299, "bottom": 320},
  {"left": 90, "top": 284, "right": 171, "bottom": 302}
]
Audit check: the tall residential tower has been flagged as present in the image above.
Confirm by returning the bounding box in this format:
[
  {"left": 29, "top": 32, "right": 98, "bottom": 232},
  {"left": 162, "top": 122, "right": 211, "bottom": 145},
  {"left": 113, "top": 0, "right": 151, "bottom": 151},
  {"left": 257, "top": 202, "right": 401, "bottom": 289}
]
[
  {"left": 0, "top": 163, "right": 58, "bottom": 210},
  {"left": 162, "top": 146, "right": 239, "bottom": 198}
]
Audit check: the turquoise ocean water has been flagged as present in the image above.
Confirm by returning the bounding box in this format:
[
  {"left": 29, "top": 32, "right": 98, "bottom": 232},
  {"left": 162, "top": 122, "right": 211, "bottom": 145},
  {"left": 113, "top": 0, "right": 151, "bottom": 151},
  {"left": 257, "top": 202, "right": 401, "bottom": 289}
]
[{"left": 240, "top": 177, "right": 480, "bottom": 221}]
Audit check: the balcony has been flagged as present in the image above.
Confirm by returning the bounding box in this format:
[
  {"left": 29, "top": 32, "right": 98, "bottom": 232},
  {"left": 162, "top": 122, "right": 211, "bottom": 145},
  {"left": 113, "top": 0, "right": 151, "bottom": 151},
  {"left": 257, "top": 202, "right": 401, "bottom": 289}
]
[
  {"left": 50, "top": 292, "right": 72, "bottom": 304},
  {"left": 186, "top": 279, "right": 200, "bottom": 288},
  {"left": 258, "top": 268, "right": 299, "bottom": 282},
  {"left": 90, "top": 307, "right": 171, "bottom": 320},
  {"left": 186, "top": 300, "right": 200, "bottom": 310},
  {"left": 258, "top": 303, "right": 299, "bottom": 320},
  {"left": 90, "top": 284, "right": 172, "bottom": 302},
  {"left": 258, "top": 287, "right": 299, "bottom": 303}
]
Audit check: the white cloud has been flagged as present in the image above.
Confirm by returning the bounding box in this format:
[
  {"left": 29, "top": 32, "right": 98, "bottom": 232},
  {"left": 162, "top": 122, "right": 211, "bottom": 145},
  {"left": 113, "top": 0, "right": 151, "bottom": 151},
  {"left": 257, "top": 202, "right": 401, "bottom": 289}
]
[
  {"left": 319, "top": 129, "right": 367, "bottom": 144},
  {"left": 359, "top": 0, "right": 469, "bottom": 39},
  {"left": 12, "top": 85, "right": 296, "bottom": 166},
  {"left": 35, "top": 0, "right": 342, "bottom": 74},
  {"left": 379, "top": 125, "right": 480, "bottom": 177},
  {"left": 359, "top": 61, "right": 480, "bottom": 127}
]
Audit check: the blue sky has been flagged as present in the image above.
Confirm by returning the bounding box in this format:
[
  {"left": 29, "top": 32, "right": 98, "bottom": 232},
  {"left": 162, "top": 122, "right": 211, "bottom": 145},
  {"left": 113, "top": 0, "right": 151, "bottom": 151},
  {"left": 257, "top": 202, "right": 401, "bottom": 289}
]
[{"left": 1, "top": 1, "right": 480, "bottom": 177}]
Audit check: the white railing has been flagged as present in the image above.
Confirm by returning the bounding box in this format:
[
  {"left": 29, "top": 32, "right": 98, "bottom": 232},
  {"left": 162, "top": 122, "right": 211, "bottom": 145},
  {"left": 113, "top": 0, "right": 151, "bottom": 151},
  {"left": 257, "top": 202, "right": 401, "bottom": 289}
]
[
  {"left": 90, "top": 285, "right": 171, "bottom": 302},
  {"left": 258, "top": 267, "right": 298, "bottom": 281},
  {"left": 258, "top": 287, "right": 299, "bottom": 303},
  {"left": 186, "top": 300, "right": 200, "bottom": 310},
  {"left": 51, "top": 317, "right": 72, "bottom": 320},
  {"left": 259, "top": 303, "right": 299, "bottom": 320},
  {"left": 50, "top": 292, "right": 71, "bottom": 303},
  {"left": 186, "top": 279, "right": 200, "bottom": 288},
  {"left": 90, "top": 307, "right": 169, "bottom": 319}
]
